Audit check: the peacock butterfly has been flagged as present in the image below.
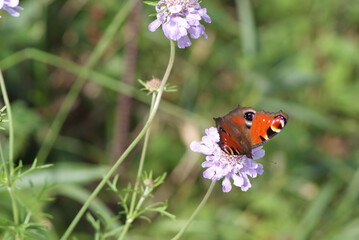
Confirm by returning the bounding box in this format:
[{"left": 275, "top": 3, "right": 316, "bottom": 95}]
[{"left": 214, "top": 105, "right": 288, "bottom": 159}]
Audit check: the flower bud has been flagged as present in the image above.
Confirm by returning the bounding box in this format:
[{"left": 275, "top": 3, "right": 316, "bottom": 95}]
[
  {"left": 145, "top": 78, "right": 162, "bottom": 92},
  {"left": 144, "top": 178, "right": 155, "bottom": 187}
]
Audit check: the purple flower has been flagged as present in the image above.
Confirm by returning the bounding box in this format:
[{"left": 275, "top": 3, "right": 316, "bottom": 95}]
[
  {"left": 0, "top": 0, "right": 23, "bottom": 18},
  {"left": 148, "top": 0, "right": 211, "bottom": 48},
  {"left": 190, "top": 127, "right": 264, "bottom": 192}
]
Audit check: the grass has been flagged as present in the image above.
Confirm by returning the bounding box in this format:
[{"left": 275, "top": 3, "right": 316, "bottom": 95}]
[{"left": 0, "top": 0, "right": 359, "bottom": 239}]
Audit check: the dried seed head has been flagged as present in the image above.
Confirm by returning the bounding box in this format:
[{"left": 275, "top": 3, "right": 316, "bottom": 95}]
[{"left": 145, "top": 78, "right": 162, "bottom": 92}]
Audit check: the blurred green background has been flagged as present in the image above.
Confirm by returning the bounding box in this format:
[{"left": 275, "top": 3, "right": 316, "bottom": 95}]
[{"left": 1, "top": 0, "right": 359, "bottom": 239}]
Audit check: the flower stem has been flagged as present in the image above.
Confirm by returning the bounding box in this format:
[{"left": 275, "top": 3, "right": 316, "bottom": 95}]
[
  {"left": 131, "top": 94, "right": 156, "bottom": 211},
  {"left": 118, "top": 186, "right": 151, "bottom": 240},
  {"left": 60, "top": 40, "right": 176, "bottom": 240},
  {"left": 0, "top": 143, "right": 18, "bottom": 225},
  {"left": 118, "top": 94, "right": 155, "bottom": 240},
  {"left": 171, "top": 181, "right": 216, "bottom": 240},
  {"left": 0, "top": 70, "right": 18, "bottom": 225},
  {"left": 0, "top": 70, "right": 14, "bottom": 173},
  {"left": 36, "top": 0, "right": 137, "bottom": 165}
]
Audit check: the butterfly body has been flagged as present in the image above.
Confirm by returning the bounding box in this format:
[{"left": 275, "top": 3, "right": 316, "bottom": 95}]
[{"left": 214, "top": 105, "right": 288, "bottom": 158}]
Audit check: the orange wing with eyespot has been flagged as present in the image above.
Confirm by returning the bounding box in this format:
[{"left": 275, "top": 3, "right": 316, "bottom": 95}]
[{"left": 250, "top": 111, "right": 288, "bottom": 148}]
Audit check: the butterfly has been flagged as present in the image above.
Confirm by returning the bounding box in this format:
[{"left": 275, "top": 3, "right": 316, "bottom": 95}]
[{"left": 214, "top": 105, "right": 288, "bottom": 159}]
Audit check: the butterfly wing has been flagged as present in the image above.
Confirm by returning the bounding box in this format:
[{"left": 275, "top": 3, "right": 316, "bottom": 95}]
[
  {"left": 250, "top": 110, "right": 288, "bottom": 148},
  {"left": 214, "top": 105, "right": 253, "bottom": 158},
  {"left": 214, "top": 105, "right": 288, "bottom": 159}
]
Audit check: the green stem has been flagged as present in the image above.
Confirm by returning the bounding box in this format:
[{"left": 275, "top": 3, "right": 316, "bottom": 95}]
[
  {"left": 129, "top": 93, "right": 156, "bottom": 215},
  {"left": 134, "top": 186, "right": 151, "bottom": 213},
  {"left": 118, "top": 186, "right": 151, "bottom": 240},
  {"left": 0, "top": 143, "right": 19, "bottom": 225},
  {"left": 36, "top": 0, "right": 137, "bottom": 165},
  {"left": 120, "top": 93, "right": 156, "bottom": 239},
  {"left": 0, "top": 48, "right": 205, "bottom": 127},
  {"left": 0, "top": 70, "right": 14, "bottom": 173},
  {"left": 236, "top": 0, "right": 258, "bottom": 55},
  {"left": 60, "top": 41, "right": 176, "bottom": 240},
  {"left": 0, "top": 134, "right": 10, "bottom": 186},
  {"left": 0, "top": 70, "right": 18, "bottom": 225},
  {"left": 171, "top": 181, "right": 216, "bottom": 240}
]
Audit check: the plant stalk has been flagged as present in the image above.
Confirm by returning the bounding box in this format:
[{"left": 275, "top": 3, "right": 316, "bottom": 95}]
[
  {"left": 60, "top": 41, "right": 175, "bottom": 240},
  {"left": 129, "top": 93, "right": 156, "bottom": 215},
  {"left": 119, "top": 93, "right": 156, "bottom": 239},
  {"left": 0, "top": 70, "right": 18, "bottom": 225},
  {"left": 171, "top": 181, "right": 216, "bottom": 240}
]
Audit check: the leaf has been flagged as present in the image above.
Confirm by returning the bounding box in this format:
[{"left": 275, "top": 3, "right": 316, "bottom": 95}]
[
  {"left": 14, "top": 163, "right": 109, "bottom": 189},
  {"left": 143, "top": 1, "right": 158, "bottom": 6}
]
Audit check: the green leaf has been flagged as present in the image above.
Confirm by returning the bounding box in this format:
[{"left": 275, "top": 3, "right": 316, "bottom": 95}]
[
  {"left": 143, "top": 1, "right": 158, "bottom": 6},
  {"left": 14, "top": 163, "right": 109, "bottom": 188}
]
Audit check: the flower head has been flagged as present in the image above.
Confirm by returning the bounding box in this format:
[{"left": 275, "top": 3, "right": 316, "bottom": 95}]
[
  {"left": 0, "top": 0, "right": 23, "bottom": 18},
  {"left": 139, "top": 78, "right": 177, "bottom": 95},
  {"left": 145, "top": 78, "right": 162, "bottom": 92},
  {"left": 148, "top": 0, "right": 211, "bottom": 48},
  {"left": 190, "top": 127, "right": 265, "bottom": 192}
]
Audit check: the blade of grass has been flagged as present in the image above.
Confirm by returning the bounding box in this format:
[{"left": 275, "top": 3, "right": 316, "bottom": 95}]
[
  {"left": 0, "top": 48, "right": 207, "bottom": 129},
  {"left": 13, "top": 163, "right": 109, "bottom": 189},
  {"left": 327, "top": 167, "right": 359, "bottom": 231},
  {"left": 235, "top": 0, "right": 258, "bottom": 55},
  {"left": 57, "top": 185, "right": 122, "bottom": 232},
  {"left": 294, "top": 179, "right": 340, "bottom": 240},
  {"left": 35, "top": 0, "right": 138, "bottom": 165}
]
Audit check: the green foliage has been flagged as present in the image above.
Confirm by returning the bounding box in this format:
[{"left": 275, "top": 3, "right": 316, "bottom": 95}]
[
  {"left": 1, "top": 0, "right": 359, "bottom": 239},
  {"left": 143, "top": 1, "right": 159, "bottom": 7},
  {"left": 86, "top": 212, "right": 122, "bottom": 240},
  {"left": 0, "top": 158, "right": 52, "bottom": 238},
  {"left": 108, "top": 172, "right": 174, "bottom": 222}
]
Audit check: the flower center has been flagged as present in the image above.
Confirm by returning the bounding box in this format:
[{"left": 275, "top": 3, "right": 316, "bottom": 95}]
[
  {"left": 162, "top": 0, "right": 198, "bottom": 9},
  {"left": 145, "top": 78, "right": 162, "bottom": 92},
  {"left": 220, "top": 150, "right": 244, "bottom": 165}
]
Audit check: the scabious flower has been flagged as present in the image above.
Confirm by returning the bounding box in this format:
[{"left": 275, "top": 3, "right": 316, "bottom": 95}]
[
  {"left": 139, "top": 77, "right": 177, "bottom": 95},
  {"left": 190, "top": 127, "right": 265, "bottom": 192},
  {"left": 0, "top": 0, "right": 23, "bottom": 18},
  {"left": 148, "top": 0, "right": 211, "bottom": 48}
]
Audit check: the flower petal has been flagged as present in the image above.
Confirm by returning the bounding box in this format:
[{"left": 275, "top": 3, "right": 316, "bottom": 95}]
[
  {"left": 201, "top": 161, "right": 214, "bottom": 168},
  {"left": 232, "top": 173, "right": 244, "bottom": 187},
  {"left": 162, "top": 16, "right": 188, "bottom": 41},
  {"left": 5, "top": 0, "right": 18, "bottom": 7},
  {"left": 203, "top": 167, "right": 215, "bottom": 179},
  {"left": 222, "top": 176, "right": 232, "bottom": 192},
  {"left": 190, "top": 141, "right": 202, "bottom": 152},
  {"left": 206, "top": 127, "right": 220, "bottom": 142},
  {"left": 186, "top": 12, "right": 201, "bottom": 26},
  {"left": 188, "top": 24, "right": 206, "bottom": 39},
  {"left": 198, "top": 8, "right": 211, "bottom": 23},
  {"left": 177, "top": 35, "right": 192, "bottom": 48},
  {"left": 239, "top": 174, "right": 251, "bottom": 191},
  {"left": 252, "top": 146, "right": 265, "bottom": 160},
  {"left": 3, "top": 5, "right": 21, "bottom": 17},
  {"left": 148, "top": 19, "right": 163, "bottom": 32}
]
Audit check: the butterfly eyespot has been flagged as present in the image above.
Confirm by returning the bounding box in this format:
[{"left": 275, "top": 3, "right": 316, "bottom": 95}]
[
  {"left": 243, "top": 111, "right": 255, "bottom": 128},
  {"left": 244, "top": 111, "right": 255, "bottom": 121},
  {"left": 274, "top": 115, "right": 287, "bottom": 128}
]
